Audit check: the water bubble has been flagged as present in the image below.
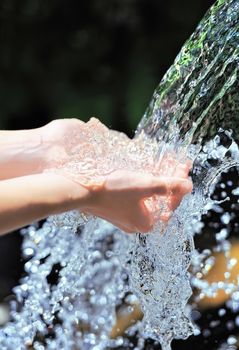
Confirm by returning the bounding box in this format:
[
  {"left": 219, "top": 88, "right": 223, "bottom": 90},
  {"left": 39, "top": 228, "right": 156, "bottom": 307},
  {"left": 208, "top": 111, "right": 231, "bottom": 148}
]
[
  {"left": 226, "top": 321, "right": 235, "bottom": 331},
  {"left": 221, "top": 212, "right": 231, "bottom": 225},
  {"left": 224, "top": 272, "right": 231, "bottom": 279},
  {"left": 227, "top": 336, "right": 237, "bottom": 345},
  {"left": 235, "top": 315, "right": 239, "bottom": 327},
  {"left": 228, "top": 258, "right": 237, "bottom": 269},
  {"left": 191, "top": 310, "right": 201, "bottom": 321},
  {"left": 209, "top": 320, "right": 220, "bottom": 328},
  {"left": 232, "top": 187, "right": 239, "bottom": 195},
  {"left": 216, "top": 228, "right": 229, "bottom": 241},
  {"left": 202, "top": 329, "right": 211, "bottom": 337},
  {"left": 23, "top": 247, "right": 35, "bottom": 257},
  {"left": 218, "top": 308, "right": 226, "bottom": 317}
]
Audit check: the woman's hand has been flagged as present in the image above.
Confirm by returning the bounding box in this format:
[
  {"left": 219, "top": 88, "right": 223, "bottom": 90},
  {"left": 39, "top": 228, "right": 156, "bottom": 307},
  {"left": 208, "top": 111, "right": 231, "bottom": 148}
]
[
  {"left": 0, "top": 168, "right": 192, "bottom": 236},
  {"left": 0, "top": 117, "right": 193, "bottom": 235},
  {"left": 81, "top": 169, "right": 193, "bottom": 233},
  {"left": 42, "top": 118, "right": 193, "bottom": 233},
  {"left": 40, "top": 117, "right": 111, "bottom": 168}
]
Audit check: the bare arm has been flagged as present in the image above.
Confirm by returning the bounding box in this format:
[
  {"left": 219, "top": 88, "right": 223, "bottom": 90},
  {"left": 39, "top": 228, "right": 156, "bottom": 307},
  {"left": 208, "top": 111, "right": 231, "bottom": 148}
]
[
  {"left": 0, "top": 119, "right": 86, "bottom": 180},
  {"left": 0, "top": 169, "right": 192, "bottom": 236},
  {"left": 0, "top": 173, "right": 91, "bottom": 235},
  {"left": 0, "top": 118, "right": 192, "bottom": 235},
  {"left": 0, "top": 128, "right": 48, "bottom": 180}
]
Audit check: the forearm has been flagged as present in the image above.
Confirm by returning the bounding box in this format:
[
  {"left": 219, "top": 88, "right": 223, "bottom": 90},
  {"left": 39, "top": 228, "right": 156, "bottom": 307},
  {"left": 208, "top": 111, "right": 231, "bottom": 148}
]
[
  {"left": 0, "top": 128, "right": 48, "bottom": 180},
  {"left": 0, "top": 173, "right": 91, "bottom": 235}
]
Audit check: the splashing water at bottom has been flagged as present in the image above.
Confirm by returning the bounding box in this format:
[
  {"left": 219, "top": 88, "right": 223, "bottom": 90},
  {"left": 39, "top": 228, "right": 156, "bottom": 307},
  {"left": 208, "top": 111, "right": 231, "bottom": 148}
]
[{"left": 1, "top": 126, "right": 239, "bottom": 350}]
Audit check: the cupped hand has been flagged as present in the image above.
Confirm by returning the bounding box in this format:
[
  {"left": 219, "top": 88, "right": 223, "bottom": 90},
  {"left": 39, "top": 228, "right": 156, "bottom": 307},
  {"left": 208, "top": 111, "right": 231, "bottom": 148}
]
[
  {"left": 40, "top": 118, "right": 86, "bottom": 167},
  {"left": 83, "top": 169, "right": 193, "bottom": 233},
  {"left": 40, "top": 117, "right": 111, "bottom": 168},
  {"left": 42, "top": 118, "right": 193, "bottom": 233}
]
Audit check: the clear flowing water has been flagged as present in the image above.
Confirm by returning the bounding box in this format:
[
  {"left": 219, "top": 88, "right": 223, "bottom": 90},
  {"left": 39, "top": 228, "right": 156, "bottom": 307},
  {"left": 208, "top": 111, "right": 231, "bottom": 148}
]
[{"left": 0, "top": 0, "right": 239, "bottom": 349}]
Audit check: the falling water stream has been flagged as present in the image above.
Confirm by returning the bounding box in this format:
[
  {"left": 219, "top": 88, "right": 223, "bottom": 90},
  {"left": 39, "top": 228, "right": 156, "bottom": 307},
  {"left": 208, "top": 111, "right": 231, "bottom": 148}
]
[{"left": 0, "top": 0, "right": 239, "bottom": 349}]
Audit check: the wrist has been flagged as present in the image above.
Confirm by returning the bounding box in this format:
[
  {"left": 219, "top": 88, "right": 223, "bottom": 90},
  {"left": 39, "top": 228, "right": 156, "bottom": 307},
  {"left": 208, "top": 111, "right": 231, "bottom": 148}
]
[
  {"left": 0, "top": 127, "right": 49, "bottom": 179},
  {"left": 48, "top": 174, "right": 94, "bottom": 213}
]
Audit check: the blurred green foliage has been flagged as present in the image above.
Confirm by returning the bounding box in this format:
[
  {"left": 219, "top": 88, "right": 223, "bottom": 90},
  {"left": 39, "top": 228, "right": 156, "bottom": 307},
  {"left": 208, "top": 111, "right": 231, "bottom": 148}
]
[{"left": 0, "top": 0, "right": 214, "bottom": 135}]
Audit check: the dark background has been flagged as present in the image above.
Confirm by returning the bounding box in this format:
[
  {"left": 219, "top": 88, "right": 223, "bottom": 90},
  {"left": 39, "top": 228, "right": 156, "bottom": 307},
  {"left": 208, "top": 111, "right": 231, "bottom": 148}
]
[
  {"left": 3, "top": 1, "right": 236, "bottom": 350},
  {"left": 0, "top": 0, "right": 214, "bottom": 135}
]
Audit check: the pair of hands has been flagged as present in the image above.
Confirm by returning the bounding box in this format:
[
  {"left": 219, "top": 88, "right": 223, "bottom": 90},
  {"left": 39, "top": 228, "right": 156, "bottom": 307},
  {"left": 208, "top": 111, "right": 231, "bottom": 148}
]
[{"left": 41, "top": 118, "right": 193, "bottom": 233}]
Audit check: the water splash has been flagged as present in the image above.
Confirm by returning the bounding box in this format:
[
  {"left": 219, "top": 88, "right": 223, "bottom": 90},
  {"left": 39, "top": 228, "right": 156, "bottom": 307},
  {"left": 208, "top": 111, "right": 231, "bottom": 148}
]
[{"left": 0, "top": 0, "right": 239, "bottom": 349}]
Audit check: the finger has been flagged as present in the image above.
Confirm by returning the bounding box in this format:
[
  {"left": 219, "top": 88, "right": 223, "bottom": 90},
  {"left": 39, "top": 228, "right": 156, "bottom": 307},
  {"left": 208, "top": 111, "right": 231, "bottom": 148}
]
[
  {"left": 160, "top": 210, "right": 172, "bottom": 223},
  {"left": 167, "top": 194, "right": 185, "bottom": 212},
  {"left": 135, "top": 201, "right": 153, "bottom": 233},
  {"left": 170, "top": 178, "right": 193, "bottom": 196},
  {"left": 137, "top": 177, "right": 192, "bottom": 198},
  {"left": 113, "top": 201, "right": 152, "bottom": 233},
  {"left": 160, "top": 194, "right": 189, "bottom": 223},
  {"left": 174, "top": 163, "right": 191, "bottom": 178}
]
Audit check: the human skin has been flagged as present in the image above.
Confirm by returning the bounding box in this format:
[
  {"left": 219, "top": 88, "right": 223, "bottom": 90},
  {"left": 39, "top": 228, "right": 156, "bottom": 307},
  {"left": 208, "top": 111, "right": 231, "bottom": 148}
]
[{"left": 0, "top": 118, "right": 192, "bottom": 235}]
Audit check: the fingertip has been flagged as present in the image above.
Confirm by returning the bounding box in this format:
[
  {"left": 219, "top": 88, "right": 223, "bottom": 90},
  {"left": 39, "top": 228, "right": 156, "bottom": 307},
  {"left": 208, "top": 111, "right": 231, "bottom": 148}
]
[
  {"left": 171, "top": 179, "right": 193, "bottom": 195},
  {"left": 186, "top": 159, "right": 193, "bottom": 168},
  {"left": 137, "top": 222, "right": 153, "bottom": 233},
  {"left": 160, "top": 211, "right": 172, "bottom": 223},
  {"left": 183, "top": 179, "right": 193, "bottom": 194}
]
